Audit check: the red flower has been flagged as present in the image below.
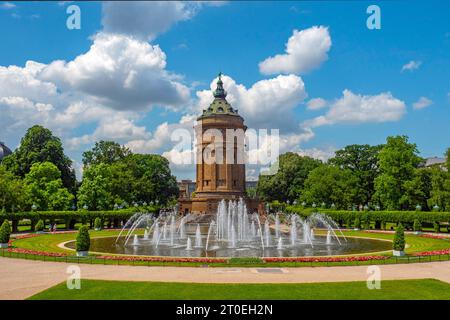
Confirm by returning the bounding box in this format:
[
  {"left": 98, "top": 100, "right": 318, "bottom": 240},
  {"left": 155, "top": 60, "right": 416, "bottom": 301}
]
[{"left": 7, "top": 248, "right": 68, "bottom": 257}]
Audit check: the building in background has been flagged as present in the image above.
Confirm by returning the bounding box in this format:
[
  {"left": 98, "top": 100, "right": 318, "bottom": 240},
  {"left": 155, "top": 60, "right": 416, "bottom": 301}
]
[
  {"left": 178, "top": 74, "right": 262, "bottom": 214},
  {"left": 0, "top": 142, "right": 12, "bottom": 161}
]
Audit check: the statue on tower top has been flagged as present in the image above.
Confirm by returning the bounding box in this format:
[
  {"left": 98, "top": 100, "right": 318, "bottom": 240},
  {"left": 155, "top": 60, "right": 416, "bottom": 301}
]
[{"left": 213, "top": 72, "right": 226, "bottom": 99}]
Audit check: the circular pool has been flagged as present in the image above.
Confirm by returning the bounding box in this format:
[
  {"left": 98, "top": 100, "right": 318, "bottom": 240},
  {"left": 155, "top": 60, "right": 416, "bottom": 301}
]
[{"left": 65, "top": 235, "right": 392, "bottom": 258}]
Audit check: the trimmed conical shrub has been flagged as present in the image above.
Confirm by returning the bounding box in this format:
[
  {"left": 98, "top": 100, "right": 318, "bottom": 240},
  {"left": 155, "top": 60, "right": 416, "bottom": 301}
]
[
  {"left": 0, "top": 220, "right": 11, "bottom": 244},
  {"left": 393, "top": 224, "right": 405, "bottom": 251},
  {"left": 76, "top": 225, "right": 90, "bottom": 252}
]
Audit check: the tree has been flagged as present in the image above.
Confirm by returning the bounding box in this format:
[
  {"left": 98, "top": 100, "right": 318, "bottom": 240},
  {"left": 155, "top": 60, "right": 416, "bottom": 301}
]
[
  {"left": 399, "top": 168, "right": 432, "bottom": 210},
  {"left": 257, "top": 152, "right": 321, "bottom": 202},
  {"left": 77, "top": 154, "right": 179, "bottom": 209},
  {"left": 373, "top": 136, "right": 421, "bottom": 210},
  {"left": 329, "top": 144, "right": 383, "bottom": 205},
  {"left": 2, "top": 125, "right": 76, "bottom": 191},
  {"left": 24, "top": 162, "right": 74, "bottom": 211},
  {"left": 0, "top": 165, "right": 26, "bottom": 212},
  {"left": 77, "top": 163, "right": 116, "bottom": 211},
  {"left": 446, "top": 148, "right": 450, "bottom": 171},
  {"left": 82, "top": 140, "right": 131, "bottom": 167},
  {"left": 300, "top": 165, "right": 358, "bottom": 209},
  {"left": 124, "top": 154, "right": 179, "bottom": 205},
  {"left": 428, "top": 167, "right": 450, "bottom": 211}
]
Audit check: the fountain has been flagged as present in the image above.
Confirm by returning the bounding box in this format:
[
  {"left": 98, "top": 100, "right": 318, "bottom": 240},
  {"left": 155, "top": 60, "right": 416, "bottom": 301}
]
[
  {"left": 277, "top": 237, "right": 283, "bottom": 250},
  {"left": 195, "top": 224, "right": 202, "bottom": 248},
  {"left": 186, "top": 237, "right": 193, "bottom": 251},
  {"left": 132, "top": 234, "right": 139, "bottom": 246},
  {"left": 99, "top": 198, "right": 392, "bottom": 258},
  {"left": 326, "top": 230, "right": 332, "bottom": 245}
]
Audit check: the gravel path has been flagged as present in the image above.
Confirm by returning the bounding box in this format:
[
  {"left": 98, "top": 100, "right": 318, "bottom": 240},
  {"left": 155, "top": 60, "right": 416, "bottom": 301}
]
[{"left": 1, "top": 257, "right": 449, "bottom": 300}]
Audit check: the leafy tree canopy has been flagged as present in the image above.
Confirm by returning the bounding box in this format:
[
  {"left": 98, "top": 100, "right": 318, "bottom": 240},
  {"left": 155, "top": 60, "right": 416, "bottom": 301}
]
[
  {"left": 300, "top": 164, "right": 358, "bottom": 209},
  {"left": 329, "top": 144, "right": 383, "bottom": 205},
  {"left": 0, "top": 165, "right": 26, "bottom": 212},
  {"left": 82, "top": 140, "right": 131, "bottom": 167},
  {"left": 257, "top": 152, "right": 322, "bottom": 202},
  {"left": 24, "top": 162, "right": 74, "bottom": 211},
  {"left": 374, "top": 135, "right": 422, "bottom": 210},
  {"left": 2, "top": 125, "right": 75, "bottom": 191}
]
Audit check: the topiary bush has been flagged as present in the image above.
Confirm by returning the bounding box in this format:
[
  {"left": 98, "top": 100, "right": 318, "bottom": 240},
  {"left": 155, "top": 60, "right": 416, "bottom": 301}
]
[
  {"left": 34, "top": 219, "right": 45, "bottom": 232},
  {"left": 413, "top": 219, "right": 422, "bottom": 232},
  {"left": 433, "top": 221, "right": 440, "bottom": 233},
  {"left": 0, "top": 220, "right": 11, "bottom": 244},
  {"left": 94, "top": 217, "right": 102, "bottom": 230},
  {"left": 393, "top": 224, "right": 405, "bottom": 251},
  {"left": 76, "top": 225, "right": 90, "bottom": 252}
]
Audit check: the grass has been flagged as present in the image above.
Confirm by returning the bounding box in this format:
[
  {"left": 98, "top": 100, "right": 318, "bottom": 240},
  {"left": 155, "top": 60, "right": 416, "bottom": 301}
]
[{"left": 28, "top": 279, "right": 450, "bottom": 300}]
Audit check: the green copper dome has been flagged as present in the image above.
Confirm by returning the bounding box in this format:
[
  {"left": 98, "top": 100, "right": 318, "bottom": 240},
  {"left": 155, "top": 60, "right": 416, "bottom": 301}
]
[{"left": 198, "top": 73, "right": 241, "bottom": 120}]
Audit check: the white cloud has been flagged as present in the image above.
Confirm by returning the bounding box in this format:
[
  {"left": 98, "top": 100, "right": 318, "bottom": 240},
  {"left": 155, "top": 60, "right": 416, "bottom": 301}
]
[
  {"left": 306, "top": 97, "right": 327, "bottom": 110},
  {"left": 304, "top": 89, "right": 406, "bottom": 127},
  {"left": 0, "top": 2, "right": 16, "bottom": 9},
  {"left": 297, "top": 147, "right": 336, "bottom": 162},
  {"left": 259, "top": 26, "right": 331, "bottom": 75},
  {"left": 40, "top": 33, "right": 190, "bottom": 112},
  {"left": 401, "top": 60, "right": 422, "bottom": 72},
  {"left": 413, "top": 96, "right": 433, "bottom": 110},
  {"left": 196, "top": 74, "right": 307, "bottom": 130},
  {"left": 101, "top": 1, "right": 224, "bottom": 41}
]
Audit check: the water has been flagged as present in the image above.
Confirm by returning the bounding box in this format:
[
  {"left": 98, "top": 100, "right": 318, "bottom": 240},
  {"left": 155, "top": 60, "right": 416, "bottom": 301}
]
[
  {"left": 195, "top": 224, "right": 202, "bottom": 248},
  {"left": 109, "top": 199, "right": 367, "bottom": 258}
]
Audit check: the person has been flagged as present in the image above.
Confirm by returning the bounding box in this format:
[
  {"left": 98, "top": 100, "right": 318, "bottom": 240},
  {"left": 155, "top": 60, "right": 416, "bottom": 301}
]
[{"left": 53, "top": 224, "right": 57, "bottom": 232}]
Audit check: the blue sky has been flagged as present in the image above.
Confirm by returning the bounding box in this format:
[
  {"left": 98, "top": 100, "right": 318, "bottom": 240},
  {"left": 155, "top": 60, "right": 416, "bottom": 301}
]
[{"left": 0, "top": 1, "right": 449, "bottom": 180}]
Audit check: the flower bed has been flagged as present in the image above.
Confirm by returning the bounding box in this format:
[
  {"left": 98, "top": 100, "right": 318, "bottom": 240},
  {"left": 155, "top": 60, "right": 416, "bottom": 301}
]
[
  {"left": 7, "top": 248, "right": 68, "bottom": 257},
  {"left": 97, "top": 255, "right": 228, "bottom": 264},
  {"left": 419, "top": 234, "right": 450, "bottom": 240},
  {"left": 263, "top": 255, "right": 389, "bottom": 263},
  {"left": 412, "top": 248, "right": 450, "bottom": 256}
]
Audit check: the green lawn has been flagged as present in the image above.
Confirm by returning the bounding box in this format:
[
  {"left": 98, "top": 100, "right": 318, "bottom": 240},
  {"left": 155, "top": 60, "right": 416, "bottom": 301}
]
[{"left": 28, "top": 279, "right": 450, "bottom": 300}]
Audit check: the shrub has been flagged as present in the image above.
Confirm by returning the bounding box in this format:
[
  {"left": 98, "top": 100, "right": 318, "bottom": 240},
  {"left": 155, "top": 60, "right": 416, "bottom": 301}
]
[
  {"left": 362, "top": 215, "right": 370, "bottom": 230},
  {"left": 393, "top": 224, "right": 405, "bottom": 251},
  {"left": 94, "top": 217, "right": 102, "bottom": 230},
  {"left": 0, "top": 220, "right": 11, "bottom": 244},
  {"left": 413, "top": 219, "right": 422, "bottom": 232},
  {"left": 433, "top": 222, "right": 440, "bottom": 233},
  {"left": 76, "top": 225, "right": 90, "bottom": 252},
  {"left": 346, "top": 217, "right": 352, "bottom": 228},
  {"left": 354, "top": 216, "right": 361, "bottom": 229},
  {"left": 381, "top": 220, "right": 386, "bottom": 230},
  {"left": 34, "top": 219, "right": 44, "bottom": 232}
]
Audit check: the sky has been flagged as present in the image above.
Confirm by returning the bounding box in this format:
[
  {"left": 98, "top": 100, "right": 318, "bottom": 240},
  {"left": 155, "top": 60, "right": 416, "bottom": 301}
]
[{"left": 0, "top": 1, "right": 449, "bottom": 181}]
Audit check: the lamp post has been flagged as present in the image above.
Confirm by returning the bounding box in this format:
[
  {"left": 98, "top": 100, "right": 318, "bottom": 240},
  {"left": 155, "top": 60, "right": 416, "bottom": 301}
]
[
  {"left": 415, "top": 204, "right": 422, "bottom": 211},
  {"left": 83, "top": 204, "right": 88, "bottom": 211},
  {"left": 31, "top": 204, "right": 37, "bottom": 211}
]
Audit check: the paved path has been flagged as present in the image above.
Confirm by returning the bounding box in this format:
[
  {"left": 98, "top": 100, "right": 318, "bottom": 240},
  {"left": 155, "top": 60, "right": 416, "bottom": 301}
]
[{"left": 1, "top": 257, "right": 450, "bottom": 300}]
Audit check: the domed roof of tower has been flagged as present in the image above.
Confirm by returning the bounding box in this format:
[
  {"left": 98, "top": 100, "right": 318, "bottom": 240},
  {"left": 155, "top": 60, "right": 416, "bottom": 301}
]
[
  {"left": 198, "top": 72, "right": 241, "bottom": 120},
  {"left": 0, "top": 142, "right": 12, "bottom": 161}
]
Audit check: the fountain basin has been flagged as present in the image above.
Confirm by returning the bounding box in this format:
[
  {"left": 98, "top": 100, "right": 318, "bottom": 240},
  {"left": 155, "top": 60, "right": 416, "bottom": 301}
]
[{"left": 64, "top": 235, "right": 392, "bottom": 258}]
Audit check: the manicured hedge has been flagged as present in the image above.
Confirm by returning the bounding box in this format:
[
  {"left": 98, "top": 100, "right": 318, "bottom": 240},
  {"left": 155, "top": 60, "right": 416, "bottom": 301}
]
[
  {"left": 0, "top": 207, "right": 159, "bottom": 232},
  {"left": 286, "top": 206, "right": 450, "bottom": 226}
]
